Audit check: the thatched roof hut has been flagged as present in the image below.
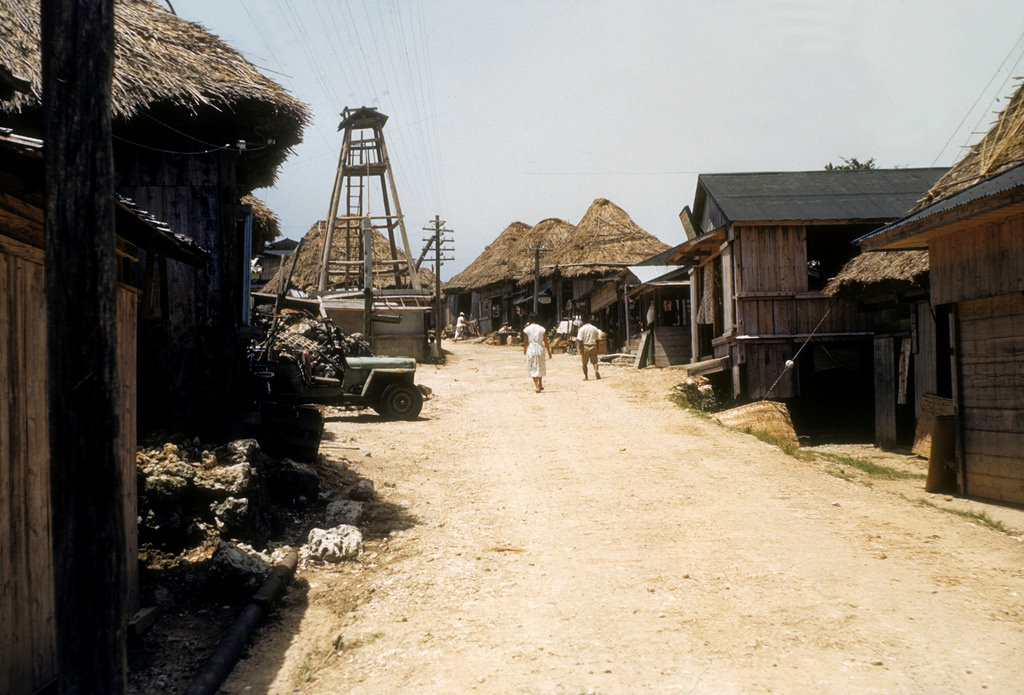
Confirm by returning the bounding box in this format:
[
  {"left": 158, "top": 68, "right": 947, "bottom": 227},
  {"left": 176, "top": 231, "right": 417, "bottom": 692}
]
[
  {"left": 544, "top": 198, "right": 670, "bottom": 279},
  {"left": 822, "top": 249, "right": 928, "bottom": 301},
  {"left": 263, "top": 219, "right": 434, "bottom": 295},
  {"left": 444, "top": 221, "right": 530, "bottom": 292},
  {"left": 0, "top": 0, "right": 309, "bottom": 190},
  {"left": 912, "top": 80, "right": 1024, "bottom": 211},
  {"left": 445, "top": 218, "right": 575, "bottom": 292},
  {"left": 510, "top": 217, "right": 576, "bottom": 286}
]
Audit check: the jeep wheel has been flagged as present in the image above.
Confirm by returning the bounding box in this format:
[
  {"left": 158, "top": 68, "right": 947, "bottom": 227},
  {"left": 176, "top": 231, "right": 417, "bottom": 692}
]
[{"left": 379, "top": 384, "right": 423, "bottom": 419}]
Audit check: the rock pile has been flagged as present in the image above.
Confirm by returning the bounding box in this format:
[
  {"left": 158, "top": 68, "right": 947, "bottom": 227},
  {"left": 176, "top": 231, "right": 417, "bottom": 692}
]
[
  {"left": 136, "top": 436, "right": 373, "bottom": 599},
  {"left": 672, "top": 375, "right": 720, "bottom": 411}
]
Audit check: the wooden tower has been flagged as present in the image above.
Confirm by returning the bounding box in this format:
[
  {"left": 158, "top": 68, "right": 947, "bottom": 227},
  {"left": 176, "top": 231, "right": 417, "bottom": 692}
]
[{"left": 317, "top": 106, "right": 421, "bottom": 293}]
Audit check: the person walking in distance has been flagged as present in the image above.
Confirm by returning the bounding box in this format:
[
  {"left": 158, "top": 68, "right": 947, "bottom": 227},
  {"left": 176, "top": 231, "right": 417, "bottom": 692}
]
[
  {"left": 576, "top": 315, "right": 605, "bottom": 381},
  {"left": 454, "top": 312, "right": 467, "bottom": 341},
  {"left": 522, "top": 313, "right": 552, "bottom": 393}
]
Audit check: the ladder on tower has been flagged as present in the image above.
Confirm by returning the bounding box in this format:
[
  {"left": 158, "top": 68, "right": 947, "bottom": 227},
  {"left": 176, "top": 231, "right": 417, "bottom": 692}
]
[{"left": 317, "top": 106, "right": 421, "bottom": 294}]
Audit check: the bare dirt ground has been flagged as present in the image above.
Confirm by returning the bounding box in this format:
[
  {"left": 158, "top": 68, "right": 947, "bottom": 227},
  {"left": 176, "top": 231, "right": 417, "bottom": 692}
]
[{"left": 217, "top": 340, "right": 1024, "bottom": 695}]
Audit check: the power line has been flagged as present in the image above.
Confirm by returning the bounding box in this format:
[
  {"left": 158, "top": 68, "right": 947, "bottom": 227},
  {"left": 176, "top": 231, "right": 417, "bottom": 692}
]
[{"left": 931, "top": 28, "right": 1024, "bottom": 166}]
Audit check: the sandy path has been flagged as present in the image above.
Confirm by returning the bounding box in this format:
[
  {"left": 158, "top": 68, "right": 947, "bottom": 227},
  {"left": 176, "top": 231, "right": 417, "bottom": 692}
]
[{"left": 224, "top": 341, "right": 1024, "bottom": 694}]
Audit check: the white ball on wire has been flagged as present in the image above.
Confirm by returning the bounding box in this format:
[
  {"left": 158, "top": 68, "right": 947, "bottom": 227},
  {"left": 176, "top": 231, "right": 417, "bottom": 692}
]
[{"left": 784, "top": 359, "right": 795, "bottom": 370}]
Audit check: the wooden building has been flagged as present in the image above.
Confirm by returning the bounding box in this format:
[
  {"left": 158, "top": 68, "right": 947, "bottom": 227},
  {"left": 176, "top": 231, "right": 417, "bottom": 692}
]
[
  {"left": 1, "top": 0, "right": 309, "bottom": 436},
  {"left": 858, "top": 82, "right": 1024, "bottom": 504},
  {"left": 824, "top": 250, "right": 947, "bottom": 449},
  {"left": 669, "top": 169, "right": 944, "bottom": 437},
  {"left": 0, "top": 129, "right": 208, "bottom": 695},
  {"left": 445, "top": 219, "right": 575, "bottom": 333},
  {"left": 1, "top": 1, "right": 305, "bottom": 691},
  {"left": 624, "top": 264, "right": 692, "bottom": 366}
]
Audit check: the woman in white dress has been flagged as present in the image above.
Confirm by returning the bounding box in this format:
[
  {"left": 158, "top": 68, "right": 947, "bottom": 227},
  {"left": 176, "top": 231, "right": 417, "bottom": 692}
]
[{"left": 522, "top": 313, "right": 553, "bottom": 393}]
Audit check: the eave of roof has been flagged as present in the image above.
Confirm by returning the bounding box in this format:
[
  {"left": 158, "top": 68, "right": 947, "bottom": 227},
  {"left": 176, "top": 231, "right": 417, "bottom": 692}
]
[{"left": 858, "top": 162, "right": 1024, "bottom": 251}]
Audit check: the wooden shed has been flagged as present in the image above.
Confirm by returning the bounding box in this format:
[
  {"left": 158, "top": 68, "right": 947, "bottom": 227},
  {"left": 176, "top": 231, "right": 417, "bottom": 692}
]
[
  {"left": 669, "top": 169, "right": 945, "bottom": 438},
  {"left": 824, "top": 250, "right": 948, "bottom": 449},
  {"left": 0, "top": 129, "right": 207, "bottom": 695},
  {"left": 1, "top": 0, "right": 309, "bottom": 437},
  {"left": 1, "top": 1, "right": 304, "bottom": 691},
  {"left": 859, "top": 82, "right": 1024, "bottom": 503}
]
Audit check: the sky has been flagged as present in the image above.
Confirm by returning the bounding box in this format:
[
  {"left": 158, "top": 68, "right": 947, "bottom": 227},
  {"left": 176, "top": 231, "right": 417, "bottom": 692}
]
[{"left": 169, "top": 0, "right": 1024, "bottom": 280}]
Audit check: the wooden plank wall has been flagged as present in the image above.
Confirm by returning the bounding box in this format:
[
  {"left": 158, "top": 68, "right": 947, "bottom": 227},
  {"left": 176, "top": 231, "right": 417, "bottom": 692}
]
[
  {"left": 736, "top": 295, "right": 867, "bottom": 337},
  {"left": 1, "top": 236, "right": 56, "bottom": 694},
  {"left": 913, "top": 300, "right": 939, "bottom": 406},
  {"left": 118, "top": 150, "right": 239, "bottom": 435},
  {"left": 2, "top": 238, "right": 140, "bottom": 693},
  {"left": 740, "top": 342, "right": 798, "bottom": 399},
  {"left": 957, "top": 293, "right": 1024, "bottom": 504},
  {"left": 118, "top": 285, "right": 140, "bottom": 615},
  {"left": 733, "top": 225, "right": 869, "bottom": 337},
  {"left": 651, "top": 325, "right": 691, "bottom": 366},
  {"left": 734, "top": 225, "right": 807, "bottom": 295},
  {"left": 874, "top": 336, "right": 898, "bottom": 449},
  {"left": 930, "top": 211, "right": 1024, "bottom": 306}
]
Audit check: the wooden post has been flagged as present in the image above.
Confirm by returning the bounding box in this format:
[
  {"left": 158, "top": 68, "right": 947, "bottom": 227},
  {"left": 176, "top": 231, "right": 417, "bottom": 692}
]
[
  {"left": 41, "top": 0, "right": 127, "bottom": 692},
  {"left": 433, "top": 215, "right": 443, "bottom": 355},
  {"left": 533, "top": 246, "right": 540, "bottom": 315},
  {"left": 362, "top": 217, "right": 373, "bottom": 336}
]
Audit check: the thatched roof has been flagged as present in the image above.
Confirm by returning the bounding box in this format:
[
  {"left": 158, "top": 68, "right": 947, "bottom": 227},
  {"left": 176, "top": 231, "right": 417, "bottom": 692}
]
[
  {"left": 444, "top": 218, "right": 574, "bottom": 292},
  {"left": 822, "top": 249, "right": 929, "bottom": 300},
  {"left": 263, "top": 219, "right": 434, "bottom": 295},
  {"left": 444, "top": 221, "right": 530, "bottom": 292},
  {"left": 446, "top": 199, "right": 669, "bottom": 293},
  {"left": 242, "top": 194, "right": 280, "bottom": 252},
  {"left": 544, "top": 198, "right": 670, "bottom": 279},
  {"left": 913, "top": 80, "right": 1024, "bottom": 211},
  {"left": 510, "top": 217, "right": 576, "bottom": 287},
  {"left": 0, "top": 0, "right": 309, "bottom": 189}
]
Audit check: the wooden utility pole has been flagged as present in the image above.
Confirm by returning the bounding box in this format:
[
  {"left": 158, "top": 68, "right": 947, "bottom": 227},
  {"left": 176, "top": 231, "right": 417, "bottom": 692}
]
[
  {"left": 421, "top": 216, "right": 453, "bottom": 356},
  {"left": 533, "top": 246, "right": 542, "bottom": 315},
  {"left": 362, "top": 216, "right": 373, "bottom": 335},
  {"left": 41, "top": 0, "right": 127, "bottom": 692}
]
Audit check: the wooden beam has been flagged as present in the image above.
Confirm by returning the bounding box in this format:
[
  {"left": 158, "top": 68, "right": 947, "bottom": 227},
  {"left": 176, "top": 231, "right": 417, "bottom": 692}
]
[{"left": 41, "top": 1, "right": 127, "bottom": 692}]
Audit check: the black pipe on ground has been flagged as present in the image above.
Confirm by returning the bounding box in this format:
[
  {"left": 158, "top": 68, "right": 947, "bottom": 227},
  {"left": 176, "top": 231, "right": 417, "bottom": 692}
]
[{"left": 183, "top": 549, "right": 299, "bottom": 695}]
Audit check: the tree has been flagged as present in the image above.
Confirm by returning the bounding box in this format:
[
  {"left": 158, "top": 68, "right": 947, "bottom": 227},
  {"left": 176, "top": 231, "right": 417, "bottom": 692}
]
[{"left": 824, "top": 157, "right": 876, "bottom": 171}]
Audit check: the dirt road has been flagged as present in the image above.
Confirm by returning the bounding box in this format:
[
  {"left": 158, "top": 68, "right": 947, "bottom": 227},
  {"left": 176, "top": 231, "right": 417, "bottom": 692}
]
[{"left": 224, "top": 340, "right": 1024, "bottom": 694}]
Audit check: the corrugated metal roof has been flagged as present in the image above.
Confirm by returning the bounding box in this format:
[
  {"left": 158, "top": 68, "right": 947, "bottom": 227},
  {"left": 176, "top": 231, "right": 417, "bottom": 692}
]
[
  {"left": 857, "top": 162, "right": 1024, "bottom": 246},
  {"left": 699, "top": 168, "right": 947, "bottom": 223},
  {"left": 627, "top": 265, "right": 687, "bottom": 285}
]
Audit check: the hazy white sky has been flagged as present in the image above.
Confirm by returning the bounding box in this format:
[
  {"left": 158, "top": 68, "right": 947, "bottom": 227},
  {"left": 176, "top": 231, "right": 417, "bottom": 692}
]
[{"left": 171, "top": 0, "right": 1024, "bottom": 279}]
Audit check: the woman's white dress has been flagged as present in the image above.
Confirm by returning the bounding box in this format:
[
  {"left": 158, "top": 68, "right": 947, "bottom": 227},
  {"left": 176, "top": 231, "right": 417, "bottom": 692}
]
[{"left": 523, "top": 323, "right": 547, "bottom": 377}]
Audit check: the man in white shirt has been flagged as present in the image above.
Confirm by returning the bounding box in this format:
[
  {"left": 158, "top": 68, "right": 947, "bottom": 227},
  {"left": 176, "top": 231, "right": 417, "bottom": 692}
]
[
  {"left": 454, "top": 312, "right": 467, "bottom": 341},
  {"left": 576, "top": 316, "right": 605, "bottom": 381}
]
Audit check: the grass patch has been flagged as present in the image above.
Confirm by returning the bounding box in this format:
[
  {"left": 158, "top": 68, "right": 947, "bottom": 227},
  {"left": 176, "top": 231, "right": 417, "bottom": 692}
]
[
  {"left": 813, "top": 451, "right": 925, "bottom": 481},
  {"left": 912, "top": 497, "right": 1011, "bottom": 534},
  {"left": 295, "top": 645, "right": 331, "bottom": 684},
  {"left": 737, "top": 427, "right": 813, "bottom": 461}
]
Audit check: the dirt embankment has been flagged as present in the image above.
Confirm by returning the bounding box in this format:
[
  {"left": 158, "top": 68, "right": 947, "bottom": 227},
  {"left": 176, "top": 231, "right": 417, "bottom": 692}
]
[{"left": 204, "top": 341, "right": 1024, "bottom": 694}]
